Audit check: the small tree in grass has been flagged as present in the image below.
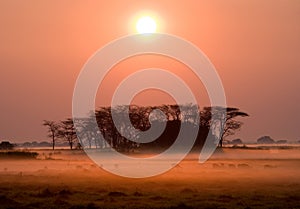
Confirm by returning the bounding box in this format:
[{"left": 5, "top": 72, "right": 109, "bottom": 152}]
[{"left": 43, "top": 120, "right": 59, "bottom": 150}]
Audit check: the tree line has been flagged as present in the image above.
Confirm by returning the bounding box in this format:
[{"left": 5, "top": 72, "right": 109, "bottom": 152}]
[
  {"left": 43, "top": 104, "right": 248, "bottom": 151},
  {"left": 43, "top": 119, "right": 78, "bottom": 150}
]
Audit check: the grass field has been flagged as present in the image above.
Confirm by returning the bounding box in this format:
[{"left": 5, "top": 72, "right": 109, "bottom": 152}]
[{"left": 0, "top": 148, "right": 300, "bottom": 209}]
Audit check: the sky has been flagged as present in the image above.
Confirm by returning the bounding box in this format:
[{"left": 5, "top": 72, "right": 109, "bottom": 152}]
[{"left": 0, "top": 0, "right": 299, "bottom": 143}]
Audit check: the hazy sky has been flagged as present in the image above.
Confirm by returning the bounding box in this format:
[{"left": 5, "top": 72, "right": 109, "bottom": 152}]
[{"left": 0, "top": 0, "right": 299, "bottom": 143}]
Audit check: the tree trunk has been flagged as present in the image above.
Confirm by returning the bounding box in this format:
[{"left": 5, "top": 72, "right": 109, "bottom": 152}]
[
  {"left": 52, "top": 136, "right": 55, "bottom": 150},
  {"left": 219, "top": 139, "right": 223, "bottom": 148}
]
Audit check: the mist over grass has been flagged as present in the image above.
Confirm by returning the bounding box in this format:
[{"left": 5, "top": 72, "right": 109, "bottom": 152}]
[{"left": 0, "top": 148, "right": 299, "bottom": 208}]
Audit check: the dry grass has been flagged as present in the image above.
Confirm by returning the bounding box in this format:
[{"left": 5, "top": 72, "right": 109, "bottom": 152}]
[{"left": 0, "top": 148, "right": 300, "bottom": 209}]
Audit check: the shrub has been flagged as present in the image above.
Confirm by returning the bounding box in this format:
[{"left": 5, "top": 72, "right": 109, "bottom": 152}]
[{"left": 0, "top": 150, "right": 38, "bottom": 159}]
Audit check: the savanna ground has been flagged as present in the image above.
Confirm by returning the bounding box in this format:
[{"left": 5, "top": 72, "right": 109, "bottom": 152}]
[{"left": 0, "top": 147, "right": 300, "bottom": 209}]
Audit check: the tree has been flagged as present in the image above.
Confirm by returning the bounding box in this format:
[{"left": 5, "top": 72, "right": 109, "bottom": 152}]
[
  {"left": 200, "top": 107, "right": 249, "bottom": 148},
  {"left": 50, "top": 105, "right": 247, "bottom": 152},
  {"left": 43, "top": 120, "right": 59, "bottom": 150},
  {"left": 0, "top": 141, "right": 15, "bottom": 150},
  {"left": 58, "top": 118, "right": 78, "bottom": 150},
  {"left": 220, "top": 107, "right": 249, "bottom": 148}
]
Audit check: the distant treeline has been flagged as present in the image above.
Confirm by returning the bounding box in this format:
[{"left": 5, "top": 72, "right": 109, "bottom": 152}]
[{"left": 44, "top": 104, "right": 248, "bottom": 151}]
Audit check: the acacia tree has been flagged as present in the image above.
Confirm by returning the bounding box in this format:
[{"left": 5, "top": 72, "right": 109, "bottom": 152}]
[
  {"left": 220, "top": 108, "right": 249, "bottom": 147},
  {"left": 58, "top": 118, "right": 78, "bottom": 150},
  {"left": 200, "top": 107, "right": 249, "bottom": 148},
  {"left": 43, "top": 120, "right": 59, "bottom": 150},
  {"left": 46, "top": 105, "right": 248, "bottom": 151}
]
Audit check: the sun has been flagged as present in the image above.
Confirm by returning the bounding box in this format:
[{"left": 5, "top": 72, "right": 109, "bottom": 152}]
[{"left": 136, "top": 16, "right": 157, "bottom": 34}]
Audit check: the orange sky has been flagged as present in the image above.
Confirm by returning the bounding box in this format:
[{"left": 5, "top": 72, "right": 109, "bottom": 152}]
[{"left": 0, "top": 0, "right": 299, "bottom": 142}]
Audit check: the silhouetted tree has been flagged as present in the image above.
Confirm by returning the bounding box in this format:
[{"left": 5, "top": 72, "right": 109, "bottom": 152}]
[
  {"left": 58, "top": 118, "right": 78, "bottom": 150},
  {"left": 96, "top": 107, "right": 115, "bottom": 148},
  {"left": 0, "top": 141, "right": 15, "bottom": 150},
  {"left": 198, "top": 107, "right": 249, "bottom": 148},
  {"left": 51, "top": 105, "right": 248, "bottom": 152},
  {"left": 74, "top": 115, "right": 101, "bottom": 149},
  {"left": 43, "top": 120, "right": 59, "bottom": 150},
  {"left": 203, "top": 107, "right": 249, "bottom": 148},
  {"left": 220, "top": 107, "right": 249, "bottom": 147}
]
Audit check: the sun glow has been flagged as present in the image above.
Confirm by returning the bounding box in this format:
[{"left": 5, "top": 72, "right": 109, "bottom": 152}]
[{"left": 136, "top": 16, "right": 157, "bottom": 34}]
